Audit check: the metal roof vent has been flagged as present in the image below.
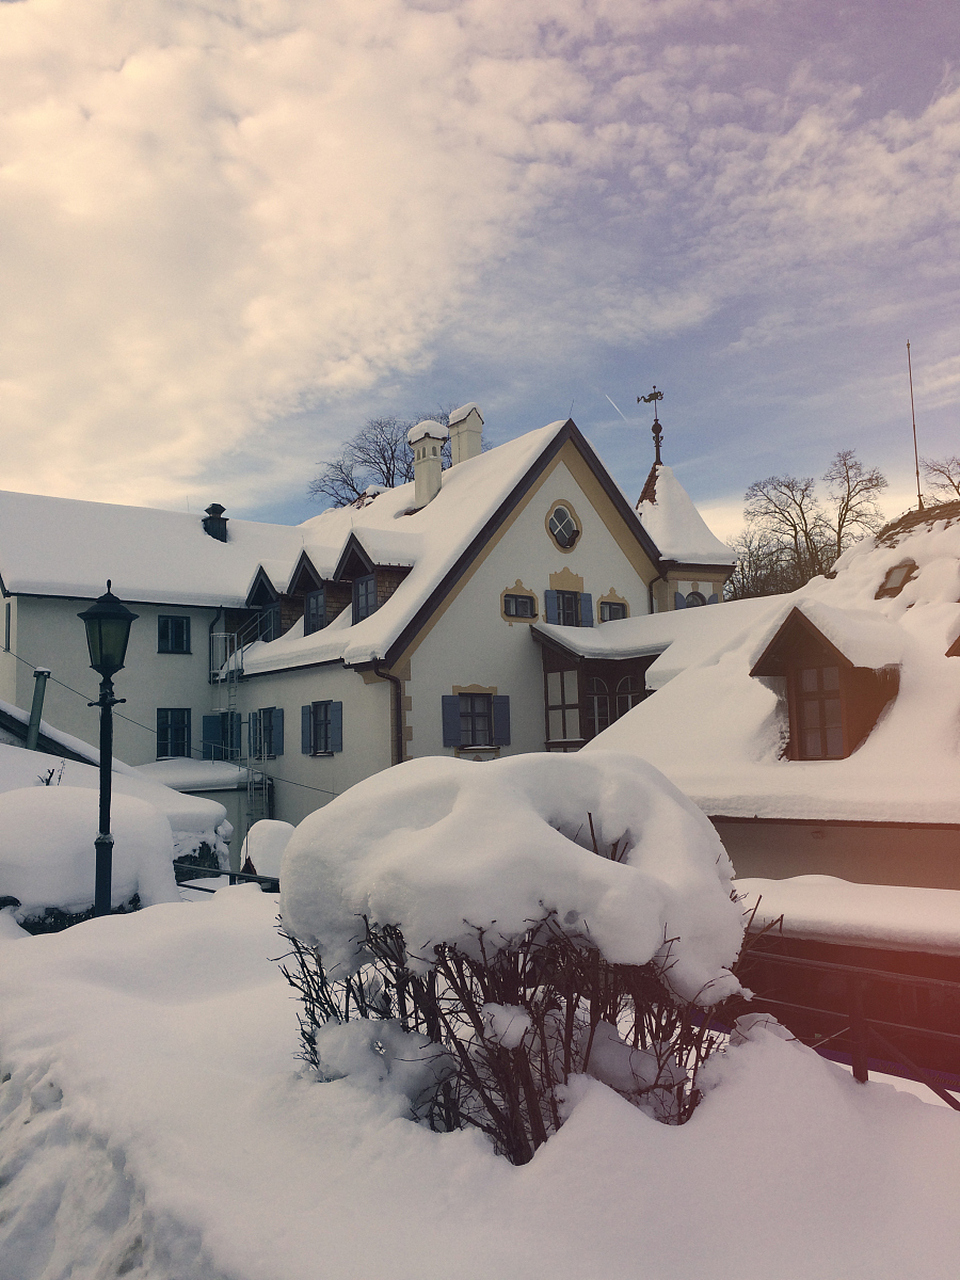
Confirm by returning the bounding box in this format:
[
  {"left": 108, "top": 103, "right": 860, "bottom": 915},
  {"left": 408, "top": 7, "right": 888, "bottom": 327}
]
[{"left": 202, "top": 503, "right": 228, "bottom": 542}]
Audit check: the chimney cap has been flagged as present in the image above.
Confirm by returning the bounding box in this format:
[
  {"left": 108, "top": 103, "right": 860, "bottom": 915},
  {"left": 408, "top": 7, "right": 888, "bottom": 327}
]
[
  {"left": 205, "top": 503, "right": 226, "bottom": 518},
  {"left": 448, "top": 402, "right": 482, "bottom": 427},
  {"left": 407, "top": 419, "right": 449, "bottom": 445}
]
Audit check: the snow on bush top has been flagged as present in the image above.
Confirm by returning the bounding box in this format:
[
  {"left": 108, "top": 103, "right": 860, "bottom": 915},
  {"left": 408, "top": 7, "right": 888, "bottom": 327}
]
[
  {"left": 280, "top": 751, "right": 744, "bottom": 1005},
  {"left": 0, "top": 787, "right": 179, "bottom": 916}
]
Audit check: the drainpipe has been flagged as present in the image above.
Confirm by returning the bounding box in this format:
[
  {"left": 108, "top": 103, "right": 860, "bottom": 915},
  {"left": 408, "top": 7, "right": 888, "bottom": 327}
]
[
  {"left": 25, "top": 667, "right": 50, "bottom": 751},
  {"left": 374, "top": 663, "right": 405, "bottom": 767}
]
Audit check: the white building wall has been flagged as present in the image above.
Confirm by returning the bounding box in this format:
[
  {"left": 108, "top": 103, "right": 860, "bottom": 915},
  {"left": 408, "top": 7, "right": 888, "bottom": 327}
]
[
  {"left": 13, "top": 596, "right": 219, "bottom": 766},
  {"left": 404, "top": 456, "right": 654, "bottom": 759},
  {"left": 0, "top": 595, "right": 17, "bottom": 704},
  {"left": 237, "top": 663, "right": 392, "bottom": 827}
]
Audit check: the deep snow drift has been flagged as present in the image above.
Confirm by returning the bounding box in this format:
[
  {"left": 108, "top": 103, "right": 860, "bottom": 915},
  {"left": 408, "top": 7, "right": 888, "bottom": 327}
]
[
  {"left": 2, "top": 887, "right": 959, "bottom": 1280},
  {"left": 280, "top": 751, "right": 744, "bottom": 1004}
]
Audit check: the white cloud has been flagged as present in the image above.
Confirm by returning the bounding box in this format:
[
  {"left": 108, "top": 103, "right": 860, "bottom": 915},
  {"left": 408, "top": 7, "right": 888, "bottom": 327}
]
[{"left": 0, "top": 0, "right": 956, "bottom": 511}]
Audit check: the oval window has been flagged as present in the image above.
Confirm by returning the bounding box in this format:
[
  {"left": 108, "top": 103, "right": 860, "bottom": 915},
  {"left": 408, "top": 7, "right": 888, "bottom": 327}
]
[{"left": 549, "top": 506, "right": 579, "bottom": 549}]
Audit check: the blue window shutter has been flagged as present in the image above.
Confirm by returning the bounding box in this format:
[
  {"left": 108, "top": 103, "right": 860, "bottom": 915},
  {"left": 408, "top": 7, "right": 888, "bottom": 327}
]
[
  {"left": 579, "top": 593, "right": 593, "bottom": 628},
  {"left": 674, "top": 592, "right": 686, "bottom": 609},
  {"left": 492, "top": 696, "right": 511, "bottom": 746},
  {"left": 329, "top": 702, "right": 343, "bottom": 753},
  {"left": 708, "top": 593, "right": 719, "bottom": 605},
  {"left": 441, "top": 695, "right": 461, "bottom": 748},
  {"left": 273, "top": 707, "right": 284, "bottom": 755},
  {"left": 301, "top": 705, "right": 312, "bottom": 754},
  {"left": 202, "top": 714, "right": 221, "bottom": 761},
  {"left": 248, "top": 712, "right": 258, "bottom": 759},
  {"left": 544, "top": 590, "right": 559, "bottom": 624}
]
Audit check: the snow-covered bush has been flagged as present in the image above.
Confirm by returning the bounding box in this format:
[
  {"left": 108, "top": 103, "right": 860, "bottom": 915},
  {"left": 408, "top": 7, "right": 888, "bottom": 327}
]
[
  {"left": 240, "top": 819, "right": 293, "bottom": 879},
  {"left": 0, "top": 786, "right": 179, "bottom": 931},
  {"left": 280, "top": 752, "right": 745, "bottom": 1163}
]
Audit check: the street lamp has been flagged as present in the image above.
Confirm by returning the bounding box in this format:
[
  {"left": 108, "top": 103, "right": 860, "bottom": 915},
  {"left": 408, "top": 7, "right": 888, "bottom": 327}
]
[{"left": 78, "top": 581, "right": 138, "bottom": 917}]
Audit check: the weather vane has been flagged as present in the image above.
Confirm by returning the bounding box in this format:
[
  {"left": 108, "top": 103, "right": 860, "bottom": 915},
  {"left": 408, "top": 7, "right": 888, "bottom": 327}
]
[{"left": 638, "top": 385, "right": 664, "bottom": 465}]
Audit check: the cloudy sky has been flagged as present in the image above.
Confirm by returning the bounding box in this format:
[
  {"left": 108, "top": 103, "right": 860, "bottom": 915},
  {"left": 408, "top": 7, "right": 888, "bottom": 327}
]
[{"left": 2, "top": 0, "right": 957, "bottom": 537}]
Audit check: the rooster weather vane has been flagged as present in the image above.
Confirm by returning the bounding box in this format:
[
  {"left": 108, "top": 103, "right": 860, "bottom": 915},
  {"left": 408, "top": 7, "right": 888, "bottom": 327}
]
[{"left": 638, "top": 385, "right": 664, "bottom": 465}]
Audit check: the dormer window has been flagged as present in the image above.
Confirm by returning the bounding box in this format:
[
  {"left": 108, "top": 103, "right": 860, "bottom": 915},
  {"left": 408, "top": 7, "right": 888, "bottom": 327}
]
[
  {"left": 750, "top": 607, "right": 899, "bottom": 761},
  {"left": 353, "top": 574, "right": 377, "bottom": 623},
  {"left": 304, "top": 589, "right": 325, "bottom": 635},
  {"left": 875, "top": 560, "right": 918, "bottom": 599}
]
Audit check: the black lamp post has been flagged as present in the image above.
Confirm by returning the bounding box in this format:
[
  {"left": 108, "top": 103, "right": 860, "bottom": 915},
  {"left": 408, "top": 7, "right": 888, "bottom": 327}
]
[{"left": 78, "top": 581, "right": 138, "bottom": 917}]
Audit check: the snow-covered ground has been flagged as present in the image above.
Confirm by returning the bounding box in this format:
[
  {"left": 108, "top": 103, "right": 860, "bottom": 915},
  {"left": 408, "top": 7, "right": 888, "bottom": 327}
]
[{"left": 2, "top": 886, "right": 959, "bottom": 1280}]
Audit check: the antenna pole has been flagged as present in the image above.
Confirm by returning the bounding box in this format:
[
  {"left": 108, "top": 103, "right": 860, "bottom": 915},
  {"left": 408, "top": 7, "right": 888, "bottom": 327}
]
[{"left": 907, "top": 340, "right": 923, "bottom": 510}]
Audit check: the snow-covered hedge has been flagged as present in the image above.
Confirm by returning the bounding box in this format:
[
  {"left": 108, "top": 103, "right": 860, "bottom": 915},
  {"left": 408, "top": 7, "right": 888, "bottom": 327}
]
[
  {"left": 0, "top": 786, "right": 180, "bottom": 927},
  {"left": 280, "top": 752, "right": 745, "bottom": 1161}
]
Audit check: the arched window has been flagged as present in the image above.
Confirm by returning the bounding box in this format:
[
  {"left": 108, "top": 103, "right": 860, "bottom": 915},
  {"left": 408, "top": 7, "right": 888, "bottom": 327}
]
[
  {"left": 583, "top": 676, "right": 610, "bottom": 739},
  {"left": 685, "top": 591, "right": 706, "bottom": 608},
  {"left": 616, "top": 674, "right": 644, "bottom": 719}
]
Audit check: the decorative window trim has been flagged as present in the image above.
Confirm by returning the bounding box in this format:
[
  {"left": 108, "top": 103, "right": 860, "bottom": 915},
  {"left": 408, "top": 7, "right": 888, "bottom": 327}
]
[
  {"left": 442, "top": 689, "right": 511, "bottom": 750},
  {"left": 501, "top": 580, "right": 538, "bottom": 622},
  {"left": 598, "top": 592, "right": 629, "bottom": 622},
  {"left": 545, "top": 499, "right": 583, "bottom": 553}
]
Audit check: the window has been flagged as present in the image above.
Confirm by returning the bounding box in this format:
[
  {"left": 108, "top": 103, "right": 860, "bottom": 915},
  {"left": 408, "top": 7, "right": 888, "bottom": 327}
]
[
  {"left": 599, "top": 601, "right": 627, "bottom": 622},
  {"left": 301, "top": 701, "right": 343, "bottom": 755},
  {"left": 616, "top": 674, "right": 645, "bottom": 718},
  {"left": 304, "top": 589, "right": 325, "bottom": 635},
  {"left": 685, "top": 591, "right": 706, "bottom": 608},
  {"left": 546, "top": 669, "right": 580, "bottom": 745},
  {"left": 548, "top": 505, "right": 580, "bottom": 549},
  {"left": 504, "top": 594, "right": 537, "bottom": 619},
  {"left": 158, "top": 615, "right": 190, "bottom": 653},
  {"left": 794, "top": 665, "right": 843, "bottom": 759},
  {"left": 202, "top": 711, "right": 240, "bottom": 761},
  {"left": 250, "top": 707, "right": 284, "bottom": 759},
  {"left": 3, "top": 601, "right": 9, "bottom": 652},
  {"left": 876, "top": 560, "right": 917, "bottom": 599},
  {"left": 157, "top": 708, "right": 191, "bottom": 758},
  {"left": 544, "top": 590, "right": 593, "bottom": 628},
  {"left": 353, "top": 574, "right": 377, "bottom": 623},
  {"left": 582, "top": 676, "right": 610, "bottom": 739},
  {"left": 441, "top": 694, "right": 511, "bottom": 749}
]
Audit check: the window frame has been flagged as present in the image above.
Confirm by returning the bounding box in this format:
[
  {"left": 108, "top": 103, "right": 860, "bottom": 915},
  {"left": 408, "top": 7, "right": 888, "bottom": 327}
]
[
  {"left": 599, "top": 600, "right": 628, "bottom": 622},
  {"left": 353, "top": 574, "right": 377, "bottom": 624},
  {"left": 303, "top": 589, "right": 326, "bottom": 636},
  {"left": 302, "top": 701, "right": 343, "bottom": 755},
  {"left": 503, "top": 593, "right": 537, "bottom": 619},
  {"left": 157, "top": 614, "right": 191, "bottom": 654},
  {"left": 157, "top": 707, "right": 191, "bottom": 758}
]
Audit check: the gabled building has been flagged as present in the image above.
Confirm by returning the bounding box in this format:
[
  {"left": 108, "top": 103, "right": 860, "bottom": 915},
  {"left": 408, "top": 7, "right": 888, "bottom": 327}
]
[
  {"left": 0, "top": 406, "right": 734, "bottom": 838},
  {"left": 586, "top": 500, "right": 960, "bottom": 890}
]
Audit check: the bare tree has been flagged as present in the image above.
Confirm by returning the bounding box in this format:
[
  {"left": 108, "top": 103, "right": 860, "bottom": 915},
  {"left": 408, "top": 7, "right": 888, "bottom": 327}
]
[
  {"left": 309, "top": 409, "right": 454, "bottom": 507},
  {"left": 732, "top": 450, "right": 888, "bottom": 598},
  {"left": 922, "top": 455, "right": 960, "bottom": 501},
  {"left": 743, "top": 473, "right": 830, "bottom": 589},
  {"left": 823, "top": 449, "right": 887, "bottom": 561}
]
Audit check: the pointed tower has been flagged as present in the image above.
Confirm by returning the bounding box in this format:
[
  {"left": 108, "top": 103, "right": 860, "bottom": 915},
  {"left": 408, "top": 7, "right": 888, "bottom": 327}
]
[{"left": 634, "top": 389, "right": 735, "bottom": 611}]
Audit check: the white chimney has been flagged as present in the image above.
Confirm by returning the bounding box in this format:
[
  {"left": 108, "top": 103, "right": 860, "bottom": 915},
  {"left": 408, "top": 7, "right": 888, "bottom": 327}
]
[
  {"left": 447, "top": 402, "right": 483, "bottom": 465},
  {"left": 407, "top": 419, "right": 449, "bottom": 508}
]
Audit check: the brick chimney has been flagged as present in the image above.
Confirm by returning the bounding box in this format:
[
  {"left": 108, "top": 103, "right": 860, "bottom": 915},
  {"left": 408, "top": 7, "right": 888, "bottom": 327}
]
[
  {"left": 407, "top": 420, "right": 449, "bottom": 508},
  {"left": 447, "top": 403, "right": 483, "bottom": 465}
]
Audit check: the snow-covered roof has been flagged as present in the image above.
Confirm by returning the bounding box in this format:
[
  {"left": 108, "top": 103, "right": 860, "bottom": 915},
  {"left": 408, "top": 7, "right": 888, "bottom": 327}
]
[
  {"left": 0, "top": 490, "right": 308, "bottom": 608},
  {"left": 737, "top": 875, "right": 960, "bottom": 955},
  {"left": 635, "top": 464, "right": 735, "bottom": 566},
  {"left": 585, "top": 503, "right": 960, "bottom": 824}
]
